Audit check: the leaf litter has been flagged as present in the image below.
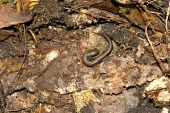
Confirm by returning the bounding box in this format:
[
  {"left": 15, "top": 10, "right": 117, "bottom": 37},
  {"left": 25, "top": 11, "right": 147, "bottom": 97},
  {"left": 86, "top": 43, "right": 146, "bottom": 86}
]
[{"left": 0, "top": 0, "right": 170, "bottom": 113}]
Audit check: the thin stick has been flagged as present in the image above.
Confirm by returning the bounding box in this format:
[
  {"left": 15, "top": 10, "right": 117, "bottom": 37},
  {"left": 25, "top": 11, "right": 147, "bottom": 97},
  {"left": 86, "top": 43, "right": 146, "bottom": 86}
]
[
  {"left": 145, "top": 22, "right": 167, "bottom": 72},
  {"left": 29, "top": 29, "right": 38, "bottom": 45},
  {"left": 165, "top": 1, "right": 170, "bottom": 33},
  {"left": 11, "top": 24, "right": 27, "bottom": 84}
]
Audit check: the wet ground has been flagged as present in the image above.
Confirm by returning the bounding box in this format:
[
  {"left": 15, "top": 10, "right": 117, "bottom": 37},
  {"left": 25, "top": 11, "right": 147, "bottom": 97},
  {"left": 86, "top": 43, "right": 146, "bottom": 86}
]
[{"left": 0, "top": 0, "right": 169, "bottom": 113}]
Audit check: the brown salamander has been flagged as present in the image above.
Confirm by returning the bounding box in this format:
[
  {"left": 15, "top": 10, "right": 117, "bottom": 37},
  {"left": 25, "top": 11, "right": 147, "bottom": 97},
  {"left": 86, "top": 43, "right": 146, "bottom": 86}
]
[{"left": 82, "top": 33, "right": 113, "bottom": 67}]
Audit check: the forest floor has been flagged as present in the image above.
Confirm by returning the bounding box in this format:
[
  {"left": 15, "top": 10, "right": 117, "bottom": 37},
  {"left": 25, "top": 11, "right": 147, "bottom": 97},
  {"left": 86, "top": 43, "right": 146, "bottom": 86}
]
[{"left": 0, "top": 0, "right": 170, "bottom": 113}]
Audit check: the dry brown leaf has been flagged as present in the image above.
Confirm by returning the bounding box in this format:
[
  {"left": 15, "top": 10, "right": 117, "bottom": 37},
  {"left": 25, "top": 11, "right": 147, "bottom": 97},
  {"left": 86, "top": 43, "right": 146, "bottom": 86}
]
[
  {"left": 0, "top": 4, "right": 32, "bottom": 28},
  {"left": 0, "top": 29, "right": 18, "bottom": 41}
]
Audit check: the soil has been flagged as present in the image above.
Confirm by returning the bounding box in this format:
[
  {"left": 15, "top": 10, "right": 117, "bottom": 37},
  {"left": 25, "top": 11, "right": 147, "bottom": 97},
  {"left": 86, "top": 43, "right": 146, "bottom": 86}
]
[{"left": 0, "top": 0, "right": 169, "bottom": 113}]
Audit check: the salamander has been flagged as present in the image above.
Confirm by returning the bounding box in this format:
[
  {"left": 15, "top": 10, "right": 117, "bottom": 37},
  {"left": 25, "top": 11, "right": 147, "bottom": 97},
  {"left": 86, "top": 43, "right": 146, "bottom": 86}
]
[{"left": 82, "top": 33, "right": 113, "bottom": 67}]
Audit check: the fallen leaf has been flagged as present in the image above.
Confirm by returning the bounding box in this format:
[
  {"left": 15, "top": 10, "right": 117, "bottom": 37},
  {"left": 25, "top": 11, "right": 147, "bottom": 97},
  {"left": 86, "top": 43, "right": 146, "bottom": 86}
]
[
  {"left": 0, "top": 29, "right": 18, "bottom": 41},
  {"left": 0, "top": 4, "right": 32, "bottom": 28}
]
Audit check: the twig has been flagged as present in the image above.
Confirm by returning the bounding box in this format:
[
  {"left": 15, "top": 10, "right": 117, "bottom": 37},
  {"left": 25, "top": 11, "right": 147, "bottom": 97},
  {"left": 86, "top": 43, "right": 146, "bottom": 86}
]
[
  {"left": 165, "top": 1, "right": 170, "bottom": 33},
  {"left": 145, "top": 22, "right": 167, "bottom": 73},
  {"left": 29, "top": 29, "right": 38, "bottom": 45},
  {"left": 11, "top": 24, "right": 27, "bottom": 84}
]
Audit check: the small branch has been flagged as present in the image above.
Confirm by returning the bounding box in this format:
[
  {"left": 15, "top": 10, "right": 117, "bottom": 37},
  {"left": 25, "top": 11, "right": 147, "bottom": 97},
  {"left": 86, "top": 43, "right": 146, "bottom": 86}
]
[
  {"left": 165, "top": 1, "right": 170, "bottom": 33},
  {"left": 145, "top": 22, "right": 167, "bottom": 73}
]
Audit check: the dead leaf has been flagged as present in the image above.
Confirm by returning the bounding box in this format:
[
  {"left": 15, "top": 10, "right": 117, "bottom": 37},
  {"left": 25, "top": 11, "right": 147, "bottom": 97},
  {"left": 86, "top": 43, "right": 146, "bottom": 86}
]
[
  {"left": 119, "top": 5, "right": 165, "bottom": 32},
  {"left": 0, "top": 29, "right": 18, "bottom": 41},
  {"left": 0, "top": 4, "right": 32, "bottom": 28}
]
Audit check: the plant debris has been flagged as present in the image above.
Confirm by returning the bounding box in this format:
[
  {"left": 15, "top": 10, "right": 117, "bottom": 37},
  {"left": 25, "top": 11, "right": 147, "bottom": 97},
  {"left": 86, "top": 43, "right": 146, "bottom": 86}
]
[{"left": 0, "top": 0, "right": 170, "bottom": 113}]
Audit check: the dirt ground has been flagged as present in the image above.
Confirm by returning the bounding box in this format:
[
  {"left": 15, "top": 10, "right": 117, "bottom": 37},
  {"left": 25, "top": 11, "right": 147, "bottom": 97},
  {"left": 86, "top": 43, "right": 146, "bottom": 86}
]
[{"left": 0, "top": 0, "right": 170, "bottom": 113}]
